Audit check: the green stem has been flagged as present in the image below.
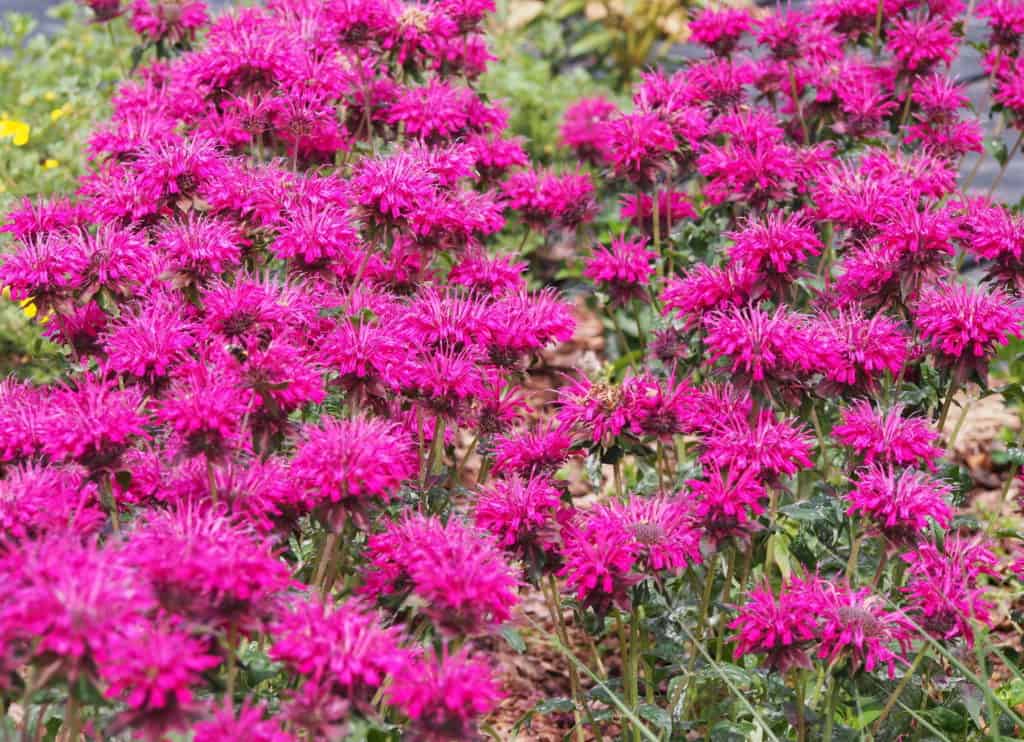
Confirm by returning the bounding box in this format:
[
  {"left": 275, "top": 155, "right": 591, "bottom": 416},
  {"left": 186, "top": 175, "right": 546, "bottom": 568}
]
[
  {"left": 628, "top": 607, "right": 641, "bottom": 742},
  {"left": 225, "top": 626, "right": 238, "bottom": 701},
  {"left": 936, "top": 377, "right": 958, "bottom": 438},
  {"left": 795, "top": 671, "right": 807, "bottom": 742},
  {"left": 988, "top": 129, "right": 1024, "bottom": 200},
  {"left": 823, "top": 676, "right": 838, "bottom": 742},
  {"left": 872, "top": 649, "right": 928, "bottom": 734},
  {"left": 64, "top": 691, "right": 81, "bottom": 742},
  {"left": 788, "top": 63, "right": 810, "bottom": 143},
  {"left": 544, "top": 576, "right": 586, "bottom": 742},
  {"left": 716, "top": 547, "right": 737, "bottom": 661},
  {"left": 846, "top": 518, "right": 862, "bottom": 586},
  {"left": 871, "top": 0, "right": 885, "bottom": 56},
  {"left": 313, "top": 530, "right": 340, "bottom": 593}
]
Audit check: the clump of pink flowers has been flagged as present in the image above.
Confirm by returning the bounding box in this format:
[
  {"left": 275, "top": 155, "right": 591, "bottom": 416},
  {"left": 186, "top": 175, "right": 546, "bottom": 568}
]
[{"left": 2, "top": 0, "right": 1024, "bottom": 738}]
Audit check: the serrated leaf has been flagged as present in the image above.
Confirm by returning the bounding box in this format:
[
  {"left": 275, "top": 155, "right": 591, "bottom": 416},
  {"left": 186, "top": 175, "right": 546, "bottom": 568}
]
[
  {"left": 501, "top": 626, "right": 527, "bottom": 654},
  {"left": 537, "top": 697, "right": 575, "bottom": 714},
  {"left": 638, "top": 704, "right": 672, "bottom": 733}
]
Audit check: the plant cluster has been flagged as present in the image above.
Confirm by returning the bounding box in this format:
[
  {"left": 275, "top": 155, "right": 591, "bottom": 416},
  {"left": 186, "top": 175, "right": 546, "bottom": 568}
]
[{"left": 2, "top": 0, "right": 1024, "bottom": 740}]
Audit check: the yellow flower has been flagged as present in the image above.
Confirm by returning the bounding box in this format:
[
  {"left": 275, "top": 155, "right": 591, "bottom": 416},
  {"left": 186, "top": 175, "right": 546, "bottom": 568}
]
[
  {"left": 0, "top": 118, "right": 30, "bottom": 147},
  {"left": 50, "top": 107, "right": 67, "bottom": 122},
  {"left": 43, "top": 91, "right": 57, "bottom": 102},
  {"left": 43, "top": 159, "right": 59, "bottom": 169},
  {"left": 18, "top": 298, "right": 37, "bottom": 320}
]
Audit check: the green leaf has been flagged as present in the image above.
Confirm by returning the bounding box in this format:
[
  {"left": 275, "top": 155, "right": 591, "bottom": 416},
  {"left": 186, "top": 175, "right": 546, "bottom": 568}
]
[
  {"left": 638, "top": 703, "right": 672, "bottom": 733},
  {"left": 536, "top": 697, "right": 575, "bottom": 714},
  {"left": 501, "top": 626, "right": 527, "bottom": 654},
  {"left": 568, "top": 28, "right": 616, "bottom": 58}
]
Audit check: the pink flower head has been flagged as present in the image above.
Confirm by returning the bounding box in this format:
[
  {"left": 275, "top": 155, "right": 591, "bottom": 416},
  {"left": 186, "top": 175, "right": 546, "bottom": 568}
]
[
  {"left": 556, "top": 376, "right": 631, "bottom": 445},
  {"left": 192, "top": 701, "right": 290, "bottom": 742},
  {"left": 131, "top": 0, "right": 209, "bottom": 43},
  {"left": 978, "top": 0, "right": 1024, "bottom": 47},
  {"left": 387, "top": 648, "right": 503, "bottom": 741},
  {"left": 158, "top": 213, "right": 246, "bottom": 280},
  {"left": 887, "top": 16, "right": 957, "bottom": 73},
  {"left": 584, "top": 235, "right": 658, "bottom": 305},
  {"left": 448, "top": 250, "right": 526, "bottom": 296},
  {"left": 483, "top": 288, "right": 576, "bottom": 363},
  {"left": 560, "top": 96, "right": 617, "bottom": 165},
  {"left": 0, "top": 379, "right": 44, "bottom": 463},
  {"left": 0, "top": 464, "right": 104, "bottom": 542},
  {"left": 474, "top": 475, "right": 564, "bottom": 565},
  {"left": 41, "top": 375, "right": 148, "bottom": 471},
  {"left": 0, "top": 537, "right": 154, "bottom": 683},
  {"left": 902, "top": 537, "right": 998, "bottom": 645},
  {"left": 662, "top": 264, "right": 761, "bottom": 328},
  {"left": 726, "top": 212, "right": 822, "bottom": 278},
  {"left": 730, "top": 573, "right": 824, "bottom": 673},
  {"left": 690, "top": 7, "right": 751, "bottom": 56},
  {"left": 102, "top": 292, "right": 195, "bottom": 380},
  {"left": 558, "top": 516, "right": 640, "bottom": 613},
  {"left": 845, "top": 465, "right": 953, "bottom": 540},
  {"left": 606, "top": 111, "right": 676, "bottom": 185},
  {"left": 703, "top": 305, "right": 827, "bottom": 384},
  {"left": 624, "top": 373, "right": 697, "bottom": 440},
  {"left": 833, "top": 401, "right": 943, "bottom": 470},
  {"left": 586, "top": 495, "right": 701, "bottom": 573},
  {"left": 271, "top": 597, "right": 410, "bottom": 706},
  {"left": 687, "top": 464, "right": 766, "bottom": 544},
  {"left": 126, "top": 504, "right": 292, "bottom": 633},
  {"left": 363, "top": 515, "right": 520, "bottom": 636},
  {"left": 702, "top": 410, "right": 814, "bottom": 482},
  {"left": 158, "top": 355, "right": 253, "bottom": 461},
  {"left": 816, "top": 584, "right": 914, "bottom": 678},
  {"left": 913, "top": 282, "right": 1024, "bottom": 380},
  {"left": 811, "top": 309, "right": 909, "bottom": 389},
  {"left": 290, "top": 416, "right": 416, "bottom": 526},
  {"left": 98, "top": 621, "right": 220, "bottom": 720},
  {"left": 491, "top": 422, "right": 576, "bottom": 479}
]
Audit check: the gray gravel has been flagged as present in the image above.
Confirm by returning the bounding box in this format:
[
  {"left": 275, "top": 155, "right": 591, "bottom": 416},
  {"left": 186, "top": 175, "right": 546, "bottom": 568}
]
[{"left": 2, "top": 0, "right": 1021, "bottom": 202}]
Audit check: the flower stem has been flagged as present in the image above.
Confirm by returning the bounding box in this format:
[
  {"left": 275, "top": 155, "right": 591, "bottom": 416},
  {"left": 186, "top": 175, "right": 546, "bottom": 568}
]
[
  {"left": 64, "top": 691, "right": 81, "bottom": 742},
  {"left": 225, "top": 626, "right": 238, "bottom": 701},
  {"left": 795, "top": 670, "right": 807, "bottom": 742},
  {"left": 936, "top": 376, "right": 958, "bottom": 438},
  {"left": 872, "top": 648, "right": 928, "bottom": 734},
  {"left": 544, "top": 575, "right": 586, "bottom": 742},
  {"left": 988, "top": 129, "right": 1024, "bottom": 199},
  {"left": 823, "top": 675, "right": 839, "bottom": 742},
  {"left": 313, "top": 530, "right": 340, "bottom": 593}
]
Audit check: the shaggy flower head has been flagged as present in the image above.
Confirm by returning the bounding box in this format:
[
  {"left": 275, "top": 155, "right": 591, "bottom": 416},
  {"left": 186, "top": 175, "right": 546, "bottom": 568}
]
[
  {"left": 474, "top": 475, "right": 564, "bottom": 566},
  {"left": 362, "top": 515, "right": 519, "bottom": 636},
  {"left": 290, "top": 416, "right": 416, "bottom": 527},
  {"left": 584, "top": 235, "right": 657, "bottom": 304},
  {"left": 271, "top": 597, "right": 410, "bottom": 707},
  {"left": 833, "top": 401, "right": 943, "bottom": 470},
  {"left": 914, "top": 283, "right": 1024, "bottom": 379},
  {"left": 730, "top": 574, "right": 823, "bottom": 673},
  {"left": 846, "top": 466, "right": 953, "bottom": 540},
  {"left": 902, "top": 537, "right": 998, "bottom": 645},
  {"left": 687, "top": 464, "right": 766, "bottom": 544},
  {"left": 490, "top": 423, "right": 575, "bottom": 478},
  {"left": 387, "top": 648, "right": 503, "bottom": 742},
  {"left": 816, "top": 584, "right": 914, "bottom": 678}
]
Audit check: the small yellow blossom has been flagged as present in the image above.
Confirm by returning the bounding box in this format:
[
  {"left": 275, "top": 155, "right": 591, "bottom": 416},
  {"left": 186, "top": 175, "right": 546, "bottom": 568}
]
[
  {"left": 50, "top": 107, "right": 67, "bottom": 122},
  {"left": 18, "top": 298, "right": 37, "bottom": 320},
  {"left": 43, "top": 91, "right": 57, "bottom": 102},
  {"left": 43, "top": 159, "right": 59, "bottom": 169},
  {"left": 0, "top": 118, "right": 30, "bottom": 147}
]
